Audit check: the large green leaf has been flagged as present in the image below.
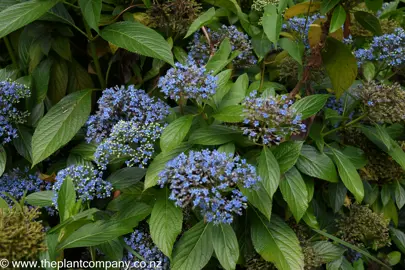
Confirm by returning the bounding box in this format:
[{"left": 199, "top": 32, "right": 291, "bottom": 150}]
[
  {"left": 280, "top": 167, "right": 309, "bottom": 222},
  {"left": 296, "top": 145, "right": 338, "bottom": 182},
  {"left": 79, "top": 0, "right": 101, "bottom": 32},
  {"left": 279, "top": 38, "right": 304, "bottom": 65},
  {"left": 101, "top": 21, "right": 174, "bottom": 65},
  {"left": 160, "top": 115, "right": 194, "bottom": 153},
  {"left": 251, "top": 212, "right": 304, "bottom": 270},
  {"left": 48, "top": 57, "right": 69, "bottom": 104},
  {"left": 291, "top": 94, "right": 330, "bottom": 120},
  {"left": 150, "top": 188, "right": 183, "bottom": 258},
  {"left": 184, "top": 7, "right": 216, "bottom": 38},
  {"left": 390, "top": 228, "right": 405, "bottom": 254},
  {"left": 312, "top": 241, "right": 346, "bottom": 263},
  {"left": 258, "top": 147, "right": 280, "bottom": 198},
  {"left": 354, "top": 11, "right": 382, "bottom": 35},
  {"left": 0, "top": 0, "right": 59, "bottom": 39},
  {"left": 106, "top": 167, "right": 145, "bottom": 190},
  {"left": 112, "top": 202, "right": 151, "bottom": 228},
  {"left": 329, "top": 5, "right": 346, "bottom": 33},
  {"left": 26, "top": 191, "right": 55, "bottom": 207},
  {"left": 328, "top": 182, "right": 347, "bottom": 213},
  {"left": 188, "top": 125, "right": 241, "bottom": 145},
  {"left": 365, "top": 0, "right": 383, "bottom": 11},
  {"left": 395, "top": 181, "right": 405, "bottom": 210},
  {"left": 57, "top": 176, "right": 76, "bottom": 222},
  {"left": 212, "top": 224, "right": 239, "bottom": 270},
  {"left": 171, "top": 222, "right": 213, "bottom": 270},
  {"left": 220, "top": 73, "right": 248, "bottom": 108},
  {"left": 272, "top": 141, "right": 303, "bottom": 174},
  {"left": 263, "top": 4, "right": 282, "bottom": 46},
  {"left": 32, "top": 58, "right": 52, "bottom": 104},
  {"left": 330, "top": 148, "right": 364, "bottom": 202},
  {"left": 145, "top": 143, "right": 192, "bottom": 189},
  {"left": 0, "top": 145, "right": 5, "bottom": 176},
  {"left": 213, "top": 105, "right": 244, "bottom": 123},
  {"left": 320, "top": 0, "right": 341, "bottom": 14},
  {"left": 32, "top": 90, "right": 92, "bottom": 166},
  {"left": 240, "top": 182, "right": 272, "bottom": 220},
  {"left": 321, "top": 38, "right": 357, "bottom": 98},
  {"left": 57, "top": 220, "right": 133, "bottom": 250}
]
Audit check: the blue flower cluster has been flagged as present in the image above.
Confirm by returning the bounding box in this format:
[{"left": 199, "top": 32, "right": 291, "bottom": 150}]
[
  {"left": 86, "top": 85, "right": 170, "bottom": 143},
  {"left": 158, "top": 58, "right": 218, "bottom": 102},
  {"left": 53, "top": 165, "right": 113, "bottom": 207},
  {"left": 282, "top": 14, "right": 323, "bottom": 47},
  {"left": 94, "top": 121, "right": 164, "bottom": 170},
  {"left": 0, "top": 167, "right": 55, "bottom": 214},
  {"left": 325, "top": 96, "right": 355, "bottom": 127},
  {"left": 188, "top": 25, "right": 257, "bottom": 67},
  {"left": 158, "top": 149, "right": 260, "bottom": 224},
  {"left": 354, "top": 28, "right": 405, "bottom": 67},
  {"left": 242, "top": 91, "right": 306, "bottom": 145},
  {"left": 123, "top": 228, "right": 169, "bottom": 270},
  {"left": 0, "top": 80, "right": 30, "bottom": 144}
]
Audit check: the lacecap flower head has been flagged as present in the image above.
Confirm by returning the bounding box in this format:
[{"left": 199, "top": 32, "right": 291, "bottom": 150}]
[
  {"left": 158, "top": 57, "right": 218, "bottom": 102},
  {"left": 242, "top": 91, "right": 306, "bottom": 145},
  {"left": 158, "top": 149, "right": 260, "bottom": 224},
  {"left": 94, "top": 120, "right": 164, "bottom": 170},
  {"left": 123, "top": 227, "right": 169, "bottom": 270},
  {"left": 86, "top": 85, "right": 170, "bottom": 143},
  {"left": 0, "top": 80, "right": 30, "bottom": 144},
  {"left": 53, "top": 165, "right": 113, "bottom": 207},
  {"left": 188, "top": 25, "right": 257, "bottom": 67},
  {"left": 356, "top": 81, "right": 405, "bottom": 124}
]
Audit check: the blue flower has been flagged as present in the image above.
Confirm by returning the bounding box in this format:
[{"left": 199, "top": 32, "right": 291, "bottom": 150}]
[
  {"left": 53, "top": 165, "right": 113, "bottom": 207},
  {"left": 188, "top": 25, "right": 257, "bottom": 67},
  {"left": 158, "top": 58, "right": 217, "bottom": 102},
  {"left": 158, "top": 149, "right": 260, "bottom": 224},
  {"left": 282, "top": 14, "right": 324, "bottom": 48},
  {"left": 241, "top": 91, "right": 306, "bottom": 145},
  {"left": 94, "top": 121, "right": 164, "bottom": 170},
  {"left": 123, "top": 228, "right": 169, "bottom": 270},
  {"left": 0, "top": 80, "right": 30, "bottom": 144},
  {"left": 86, "top": 85, "right": 169, "bottom": 143}
]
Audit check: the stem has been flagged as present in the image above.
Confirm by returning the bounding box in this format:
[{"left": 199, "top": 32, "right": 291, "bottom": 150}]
[
  {"left": 259, "top": 60, "right": 265, "bottom": 91},
  {"left": 84, "top": 23, "right": 106, "bottom": 89},
  {"left": 202, "top": 26, "right": 215, "bottom": 58},
  {"left": 4, "top": 36, "right": 18, "bottom": 69},
  {"left": 322, "top": 114, "right": 367, "bottom": 137}
]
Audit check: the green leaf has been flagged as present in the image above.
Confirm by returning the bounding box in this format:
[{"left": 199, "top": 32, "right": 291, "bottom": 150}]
[
  {"left": 107, "top": 167, "right": 146, "bottom": 190},
  {"left": 365, "top": 0, "right": 383, "bottom": 12},
  {"left": 171, "top": 222, "right": 213, "bottom": 270},
  {"left": 0, "top": 145, "right": 5, "bottom": 176},
  {"left": 213, "top": 105, "right": 244, "bottom": 123},
  {"left": 112, "top": 202, "right": 151, "bottom": 228},
  {"left": 279, "top": 38, "right": 304, "bottom": 65},
  {"left": 296, "top": 145, "right": 338, "bottom": 182},
  {"left": 251, "top": 212, "right": 304, "bottom": 270},
  {"left": 161, "top": 115, "right": 194, "bottom": 152},
  {"left": 101, "top": 21, "right": 174, "bottom": 65},
  {"left": 354, "top": 11, "right": 382, "bottom": 35},
  {"left": 362, "top": 62, "right": 375, "bottom": 82},
  {"left": 291, "top": 94, "right": 330, "bottom": 120},
  {"left": 381, "top": 184, "right": 391, "bottom": 206},
  {"left": 330, "top": 148, "right": 364, "bottom": 202},
  {"left": 48, "top": 57, "right": 69, "bottom": 104},
  {"left": 70, "top": 143, "right": 96, "bottom": 161},
  {"left": 263, "top": 4, "right": 282, "bottom": 46},
  {"left": 272, "top": 141, "right": 303, "bottom": 174},
  {"left": 57, "top": 220, "right": 133, "bottom": 250},
  {"left": 218, "top": 143, "right": 235, "bottom": 154},
  {"left": 185, "top": 7, "right": 215, "bottom": 38},
  {"left": 79, "top": 0, "right": 101, "bottom": 32},
  {"left": 188, "top": 125, "right": 241, "bottom": 145},
  {"left": 258, "top": 147, "right": 280, "bottom": 198},
  {"left": 328, "top": 182, "right": 347, "bottom": 213},
  {"left": 26, "top": 191, "right": 55, "bottom": 207},
  {"left": 52, "top": 36, "right": 71, "bottom": 61},
  {"left": 32, "top": 90, "right": 92, "bottom": 166},
  {"left": 32, "top": 58, "right": 53, "bottom": 104},
  {"left": 150, "top": 188, "right": 183, "bottom": 258},
  {"left": 0, "top": 0, "right": 59, "bottom": 39},
  {"left": 387, "top": 251, "right": 401, "bottom": 266},
  {"left": 240, "top": 182, "right": 272, "bottom": 220},
  {"left": 205, "top": 39, "right": 233, "bottom": 75},
  {"left": 341, "top": 146, "right": 367, "bottom": 169},
  {"left": 321, "top": 38, "right": 357, "bottom": 98},
  {"left": 252, "top": 31, "right": 273, "bottom": 60},
  {"left": 57, "top": 176, "right": 76, "bottom": 222},
  {"left": 280, "top": 167, "right": 309, "bottom": 222},
  {"left": 145, "top": 143, "right": 192, "bottom": 189},
  {"left": 390, "top": 228, "right": 405, "bottom": 254},
  {"left": 321, "top": 0, "right": 341, "bottom": 14},
  {"left": 220, "top": 73, "right": 248, "bottom": 108},
  {"left": 329, "top": 5, "right": 346, "bottom": 33},
  {"left": 0, "top": 197, "right": 8, "bottom": 209},
  {"left": 212, "top": 224, "right": 239, "bottom": 270},
  {"left": 173, "top": 46, "right": 188, "bottom": 65},
  {"left": 48, "top": 208, "right": 99, "bottom": 234},
  {"left": 210, "top": 69, "right": 233, "bottom": 108},
  {"left": 395, "top": 181, "right": 405, "bottom": 209},
  {"left": 312, "top": 241, "right": 346, "bottom": 263}
]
